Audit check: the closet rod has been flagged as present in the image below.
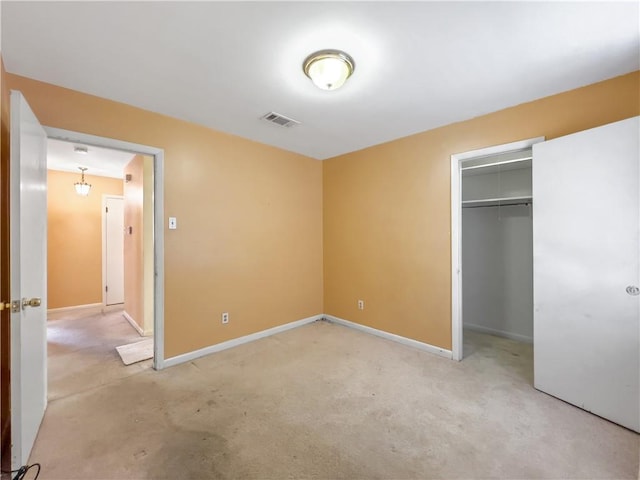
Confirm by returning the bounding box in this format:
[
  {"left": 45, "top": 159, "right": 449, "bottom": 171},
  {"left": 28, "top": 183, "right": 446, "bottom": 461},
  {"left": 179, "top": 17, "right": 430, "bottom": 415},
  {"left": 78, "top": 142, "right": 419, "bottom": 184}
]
[
  {"left": 462, "top": 202, "right": 531, "bottom": 209},
  {"left": 461, "top": 156, "right": 532, "bottom": 172}
]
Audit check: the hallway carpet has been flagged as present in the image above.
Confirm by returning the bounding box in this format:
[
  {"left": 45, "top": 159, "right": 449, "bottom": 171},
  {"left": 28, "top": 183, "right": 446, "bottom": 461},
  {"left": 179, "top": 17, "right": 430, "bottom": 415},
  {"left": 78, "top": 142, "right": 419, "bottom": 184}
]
[
  {"left": 31, "top": 319, "right": 638, "bottom": 479},
  {"left": 47, "top": 307, "right": 152, "bottom": 401}
]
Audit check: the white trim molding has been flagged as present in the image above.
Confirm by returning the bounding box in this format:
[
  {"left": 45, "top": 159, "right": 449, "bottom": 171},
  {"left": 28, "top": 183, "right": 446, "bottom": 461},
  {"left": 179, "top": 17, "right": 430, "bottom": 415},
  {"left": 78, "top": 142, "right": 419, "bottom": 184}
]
[
  {"left": 464, "top": 323, "right": 533, "bottom": 344},
  {"left": 47, "top": 303, "right": 123, "bottom": 315},
  {"left": 47, "top": 303, "right": 102, "bottom": 314},
  {"left": 123, "top": 311, "right": 145, "bottom": 337},
  {"left": 450, "top": 136, "right": 544, "bottom": 361},
  {"left": 163, "top": 315, "right": 323, "bottom": 368},
  {"left": 324, "top": 315, "right": 452, "bottom": 360}
]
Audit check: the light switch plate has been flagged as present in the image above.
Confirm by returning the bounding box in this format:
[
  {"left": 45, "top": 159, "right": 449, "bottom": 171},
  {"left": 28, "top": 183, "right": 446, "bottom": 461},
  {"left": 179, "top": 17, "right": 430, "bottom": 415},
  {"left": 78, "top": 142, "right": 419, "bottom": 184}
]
[{"left": 168, "top": 217, "right": 177, "bottom": 230}]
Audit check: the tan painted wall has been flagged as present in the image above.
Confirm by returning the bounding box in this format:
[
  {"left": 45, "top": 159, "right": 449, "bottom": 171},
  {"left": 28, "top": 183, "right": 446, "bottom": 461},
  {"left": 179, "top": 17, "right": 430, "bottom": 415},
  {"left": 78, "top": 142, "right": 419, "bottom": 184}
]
[
  {"left": 143, "top": 155, "right": 154, "bottom": 335},
  {"left": 123, "top": 153, "right": 154, "bottom": 336},
  {"left": 7, "top": 73, "right": 324, "bottom": 358},
  {"left": 47, "top": 170, "right": 123, "bottom": 309},
  {"left": 323, "top": 71, "right": 640, "bottom": 350},
  {"left": 124, "top": 155, "right": 154, "bottom": 336},
  {"left": 123, "top": 155, "right": 144, "bottom": 332}
]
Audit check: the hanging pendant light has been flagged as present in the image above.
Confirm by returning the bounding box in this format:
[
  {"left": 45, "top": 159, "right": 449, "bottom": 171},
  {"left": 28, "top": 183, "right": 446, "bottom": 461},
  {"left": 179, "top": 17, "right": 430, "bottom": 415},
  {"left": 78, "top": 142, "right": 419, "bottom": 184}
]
[
  {"left": 74, "top": 167, "right": 91, "bottom": 196},
  {"left": 303, "top": 49, "right": 355, "bottom": 91}
]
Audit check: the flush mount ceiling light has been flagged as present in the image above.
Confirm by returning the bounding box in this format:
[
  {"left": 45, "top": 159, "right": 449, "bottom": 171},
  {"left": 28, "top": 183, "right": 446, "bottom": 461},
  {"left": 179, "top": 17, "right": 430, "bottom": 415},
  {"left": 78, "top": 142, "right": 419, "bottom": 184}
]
[
  {"left": 74, "top": 167, "right": 91, "bottom": 196},
  {"left": 303, "top": 49, "right": 355, "bottom": 91}
]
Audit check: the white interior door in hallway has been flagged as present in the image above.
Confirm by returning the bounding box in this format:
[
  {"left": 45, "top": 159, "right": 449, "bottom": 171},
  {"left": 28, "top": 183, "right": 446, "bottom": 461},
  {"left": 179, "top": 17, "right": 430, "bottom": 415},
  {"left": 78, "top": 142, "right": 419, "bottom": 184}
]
[
  {"left": 533, "top": 116, "right": 639, "bottom": 432},
  {"left": 103, "top": 196, "right": 124, "bottom": 306}
]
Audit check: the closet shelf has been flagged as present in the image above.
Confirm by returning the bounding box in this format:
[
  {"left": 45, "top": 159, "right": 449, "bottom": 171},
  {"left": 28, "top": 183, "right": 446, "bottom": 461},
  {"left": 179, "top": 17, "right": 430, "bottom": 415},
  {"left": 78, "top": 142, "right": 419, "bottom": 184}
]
[{"left": 462, "top": 196, "right": 532, "bottom": 208}]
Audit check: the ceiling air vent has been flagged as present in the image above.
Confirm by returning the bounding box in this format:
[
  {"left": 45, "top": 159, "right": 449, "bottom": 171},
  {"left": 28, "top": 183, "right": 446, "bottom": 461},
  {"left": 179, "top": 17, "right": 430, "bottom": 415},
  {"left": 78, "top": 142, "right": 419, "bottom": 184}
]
[{"left": 261, "top": 112, "right": 300, "bottom": 128}]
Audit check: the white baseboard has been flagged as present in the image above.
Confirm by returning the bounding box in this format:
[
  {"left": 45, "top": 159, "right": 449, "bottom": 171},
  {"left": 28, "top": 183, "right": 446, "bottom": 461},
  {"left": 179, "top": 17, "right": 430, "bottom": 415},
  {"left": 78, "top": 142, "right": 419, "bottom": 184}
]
[
  {"left": 47, "top": 303, "right": 125, "bottom": 316},
  {"left": 464, "top": 323, "right": 533, "bottom": 344},
  {"left": 163, "top": 314, "right": 323, "bottom": 368},
  {"left": 123, "top": 311, "right": 145, "bottom": 337},
  {"left": 324, "top": 315, "right": 453, "bottom": 360},
  {"left": 47, "top": 302, "right": 102, "bottom": 314}
]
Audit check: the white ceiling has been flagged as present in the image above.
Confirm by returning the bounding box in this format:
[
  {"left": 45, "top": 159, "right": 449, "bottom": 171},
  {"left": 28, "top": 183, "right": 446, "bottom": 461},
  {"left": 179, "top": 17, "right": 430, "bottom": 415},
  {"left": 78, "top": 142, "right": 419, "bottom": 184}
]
[
  {"left": 47, "top": 138, "right": 135, "bottom": 179},
  {"left": 3, "top": 2, "right": 639, "bottom": 160}
]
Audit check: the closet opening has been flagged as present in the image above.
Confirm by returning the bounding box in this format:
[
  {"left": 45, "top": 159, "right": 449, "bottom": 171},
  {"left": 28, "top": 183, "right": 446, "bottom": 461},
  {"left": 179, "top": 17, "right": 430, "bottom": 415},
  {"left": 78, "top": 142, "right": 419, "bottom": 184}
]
[{"left": 450, "top": 137, "right": 543, "bottom": 363}]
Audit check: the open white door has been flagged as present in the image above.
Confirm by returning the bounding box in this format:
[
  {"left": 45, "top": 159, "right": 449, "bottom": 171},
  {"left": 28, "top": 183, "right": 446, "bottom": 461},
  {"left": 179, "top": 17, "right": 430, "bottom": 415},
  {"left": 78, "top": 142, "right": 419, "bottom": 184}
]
[
  {"left": 9, "top": 91, "right": 48, "bottom": 467},
  {"left": 533, "top": 116, "right": 639, "bottom": 432}
]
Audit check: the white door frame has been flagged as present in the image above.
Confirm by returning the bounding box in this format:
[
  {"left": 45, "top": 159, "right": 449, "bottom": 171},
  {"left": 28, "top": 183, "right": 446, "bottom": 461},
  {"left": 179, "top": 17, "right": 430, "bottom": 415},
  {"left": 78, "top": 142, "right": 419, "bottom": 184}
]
[
  {"left": 44, "top": 127, "right": 167, "bottom": 370},
  {"left": 450, "top": 136, "right": 544, "bottom": 361},
  {"left": 102, "top": 195, "right": 124, "bottom": 307}
]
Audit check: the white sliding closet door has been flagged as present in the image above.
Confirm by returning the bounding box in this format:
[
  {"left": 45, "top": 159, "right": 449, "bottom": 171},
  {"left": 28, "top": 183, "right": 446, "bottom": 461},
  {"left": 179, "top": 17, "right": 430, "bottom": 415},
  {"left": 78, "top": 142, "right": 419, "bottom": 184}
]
[{"left": 533, "top": 116, "right": 639, "bottom": 432}]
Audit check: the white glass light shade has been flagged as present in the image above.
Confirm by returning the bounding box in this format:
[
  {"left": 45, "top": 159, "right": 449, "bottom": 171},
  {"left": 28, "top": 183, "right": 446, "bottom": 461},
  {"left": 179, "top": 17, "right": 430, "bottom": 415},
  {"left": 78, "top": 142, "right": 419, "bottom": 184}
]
[
  {"left": 75, "top": 182, "right": 91, "bottom": 196},
  {"left": 74, "top": 167, "right": 91, "bottom": 196},
  {"left": 303, "top": 50, "right": 355, "bottom": 91}
]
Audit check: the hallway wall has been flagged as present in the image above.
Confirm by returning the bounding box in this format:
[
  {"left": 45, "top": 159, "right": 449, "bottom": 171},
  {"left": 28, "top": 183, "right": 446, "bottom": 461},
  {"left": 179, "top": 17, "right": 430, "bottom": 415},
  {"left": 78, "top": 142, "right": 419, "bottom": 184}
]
[
  {"left": 47, "top": 170, "right": 123, "bottom": 309},
  {"left": 123, "top": 154, "right": 154, "bottom": 335}
]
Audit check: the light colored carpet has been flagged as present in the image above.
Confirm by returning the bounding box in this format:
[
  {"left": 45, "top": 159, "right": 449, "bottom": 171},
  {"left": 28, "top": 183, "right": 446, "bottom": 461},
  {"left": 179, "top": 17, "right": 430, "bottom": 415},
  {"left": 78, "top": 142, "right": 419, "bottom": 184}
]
[
  {"left": 34, "top": 319, "right": 638, "bottom": 479},
  {"left": 116, "top": 338, "right": 154, "bottom": 365},
  {"left": 47, "top": 307, "right": 152, "bottom": 401}
]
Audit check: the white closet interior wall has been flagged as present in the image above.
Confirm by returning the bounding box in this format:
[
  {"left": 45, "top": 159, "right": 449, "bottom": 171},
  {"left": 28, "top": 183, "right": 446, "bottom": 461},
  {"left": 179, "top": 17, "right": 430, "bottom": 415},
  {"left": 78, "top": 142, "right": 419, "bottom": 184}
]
[
  {"left": 462, "top": 168, "right": 531, "bottom": 201},
  {"left": 461, "top": 156, "right": 533, "bottom": 343}
]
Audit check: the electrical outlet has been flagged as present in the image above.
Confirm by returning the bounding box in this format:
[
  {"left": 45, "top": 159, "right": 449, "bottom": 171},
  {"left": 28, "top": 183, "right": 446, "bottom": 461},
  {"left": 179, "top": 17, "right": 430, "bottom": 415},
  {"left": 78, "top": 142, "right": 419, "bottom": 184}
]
[
  {"left": 358, "top": 300, "right": 364, "bottom": 310},
  {"left": 221, "top": 312, "right": 229, "bottom": 324}
]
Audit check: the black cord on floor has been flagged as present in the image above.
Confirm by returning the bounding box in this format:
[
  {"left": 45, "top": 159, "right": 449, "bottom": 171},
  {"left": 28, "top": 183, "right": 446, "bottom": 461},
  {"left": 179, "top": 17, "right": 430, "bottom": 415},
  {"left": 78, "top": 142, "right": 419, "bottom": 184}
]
[{"left": 1, "top": 463, "right": 41, "bottom": 480}]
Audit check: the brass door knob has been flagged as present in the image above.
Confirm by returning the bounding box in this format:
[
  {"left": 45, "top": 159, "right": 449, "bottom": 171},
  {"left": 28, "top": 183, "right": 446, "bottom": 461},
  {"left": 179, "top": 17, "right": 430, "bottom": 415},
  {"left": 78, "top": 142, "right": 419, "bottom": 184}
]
[
  {"left": 0, "top": 301, "right": 20, "bottom": 313},
  {"left": 22, "top": 297, "right": 42, "bottom": 309}
]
